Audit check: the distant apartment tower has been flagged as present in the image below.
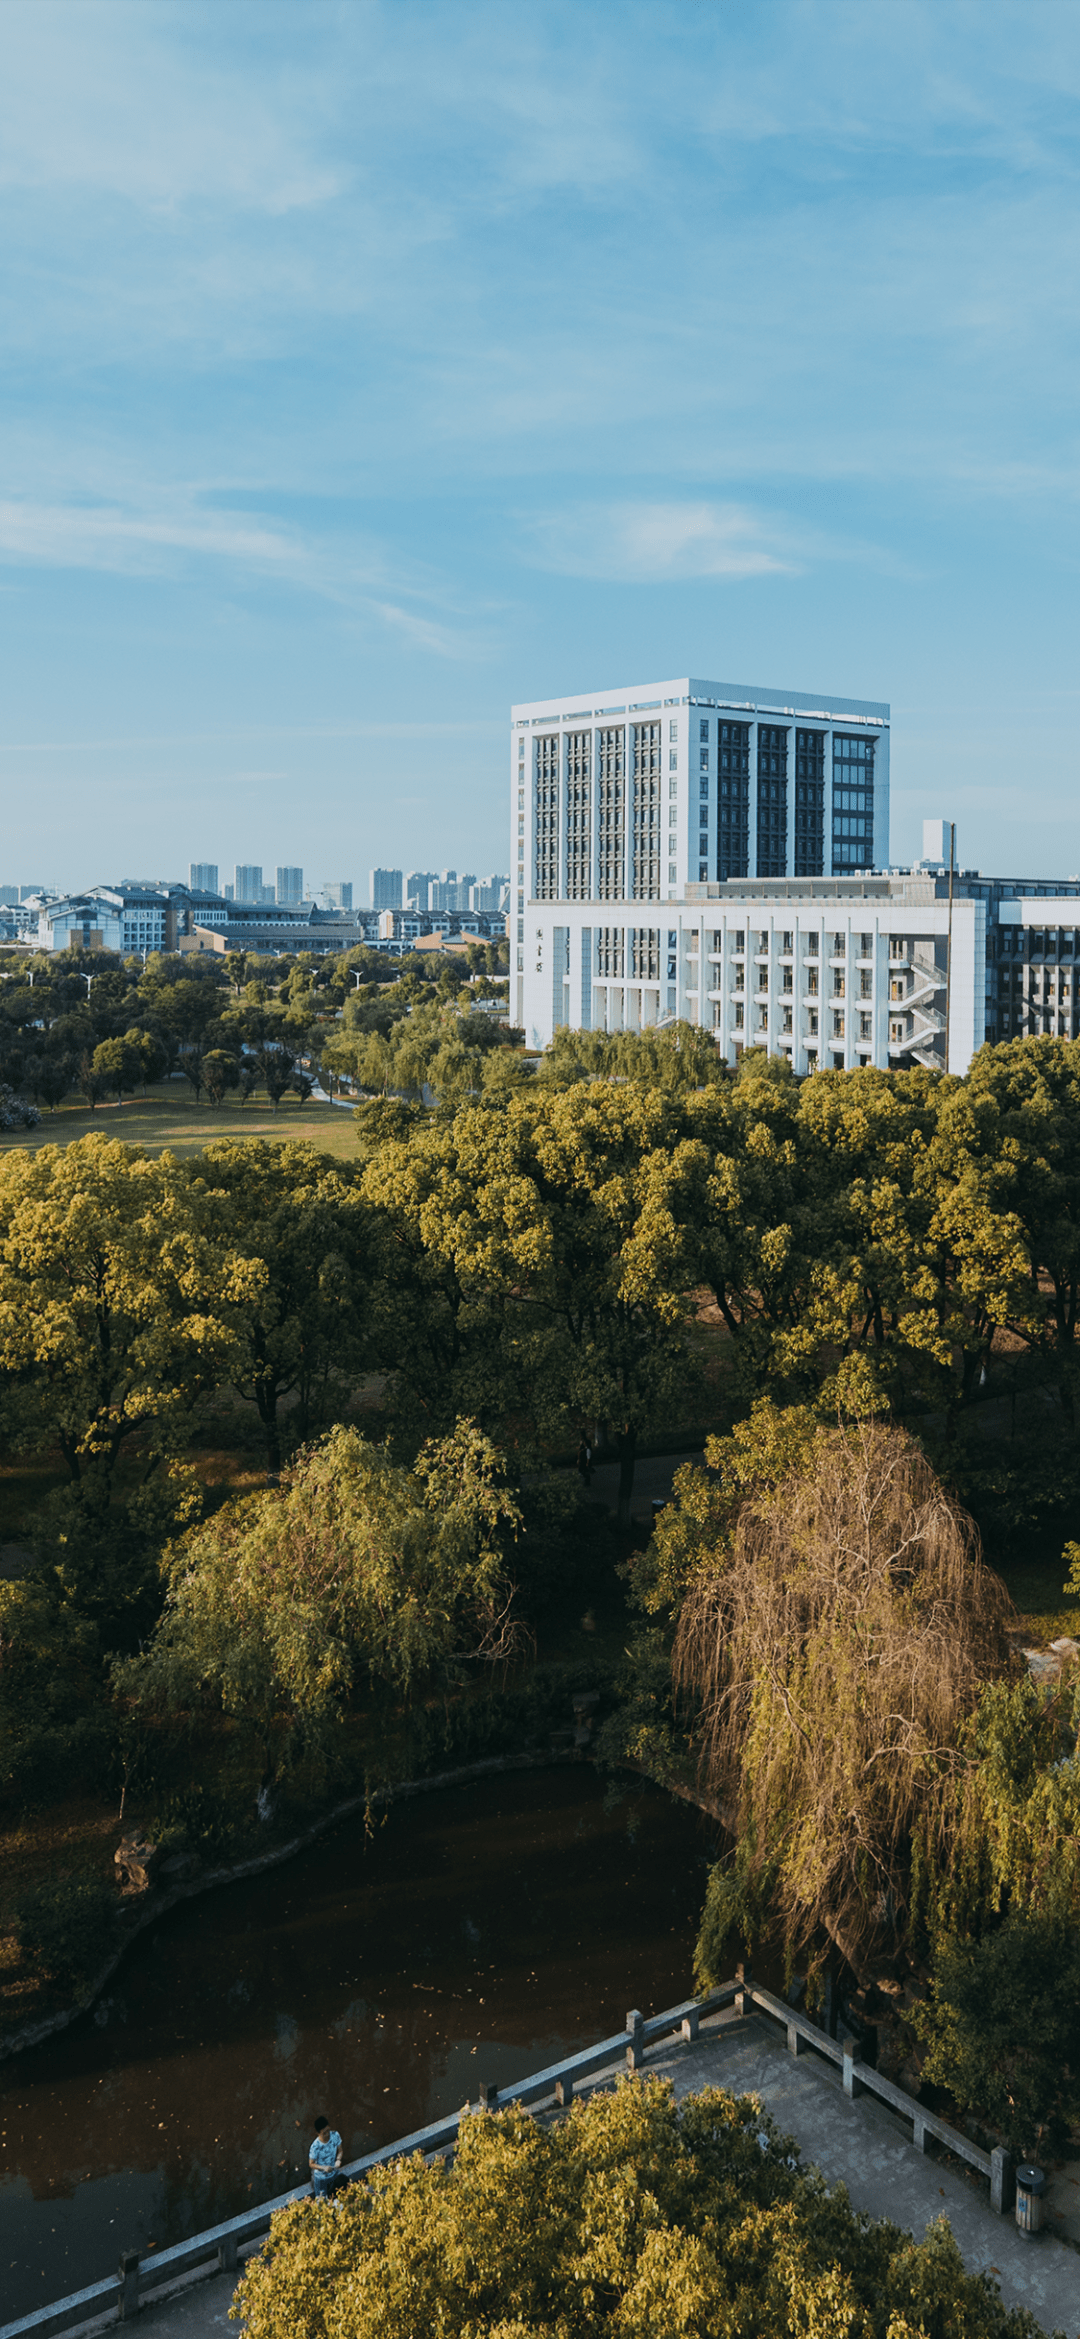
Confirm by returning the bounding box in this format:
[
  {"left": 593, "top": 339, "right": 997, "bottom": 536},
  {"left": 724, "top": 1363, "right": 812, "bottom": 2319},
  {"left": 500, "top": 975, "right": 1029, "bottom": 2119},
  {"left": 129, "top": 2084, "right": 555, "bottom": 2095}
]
[
  {"left": 189, "top": 862, "right": 219, "bottom": 893},
  {"left": 405, "top": 869, "right": 437, "bottom": 911},
  {"left": 469, "top": 874, "right": 509, "bottom": 913},
  {"left": 234, "top": 864, "right": 263, "bottom": 904},
  {"left": 276, "top": 866, "right": 303, "bottom": 904},
  {"left": 370, "top": 867, "right": 403, "bottom": 910},
  {"left": 322, "top": 880, "right": 353, "bottom": 911},
  {"left": 428, "top": 870, "right": 478, "bottom": 914}
]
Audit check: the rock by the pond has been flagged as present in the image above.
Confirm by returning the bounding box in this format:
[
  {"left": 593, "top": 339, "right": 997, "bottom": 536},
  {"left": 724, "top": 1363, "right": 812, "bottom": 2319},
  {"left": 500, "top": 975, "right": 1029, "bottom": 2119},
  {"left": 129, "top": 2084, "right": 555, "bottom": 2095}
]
[{"left": 114, "top": 1831, "right": 158, "bottom": 1895}]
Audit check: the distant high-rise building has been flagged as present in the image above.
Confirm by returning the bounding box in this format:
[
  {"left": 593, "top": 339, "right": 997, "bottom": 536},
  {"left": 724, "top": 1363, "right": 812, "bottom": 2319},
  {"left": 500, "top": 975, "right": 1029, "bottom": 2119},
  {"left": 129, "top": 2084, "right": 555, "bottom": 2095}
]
[
  {"left": 468, "top": 874, "right": 509, "bottom": 913},
  {"left": 428, "top": 869, "right": 477, "bottom": 914},
  {"left": 405, "top": 869, "right": 437, "bottom": 911},
  {"left": 0, "top": 886, "right": 17, "bottom": 907},
  {"left": 322, "top": 880, "right": 353, "bottom": 911},
  {"left": 224, "top": 884, "right": 235, "bottom": 903},
  {"left": 19, "top": 885, "right": 46, "bottom": 901},
  {"left": 189, "top": 862, "right": 219, "bottom": 893},
  {"left": 370, "top": 867, "right": 403, "bottom": 910},
  {"left": 260, "top": 885, "right": 277, "bottom": 905},
  {"left": 276, "top": 866, "right": 303, "bottom": 904},
  {"left": 234, "top": 864, "right": 263, "bottom": 904}
]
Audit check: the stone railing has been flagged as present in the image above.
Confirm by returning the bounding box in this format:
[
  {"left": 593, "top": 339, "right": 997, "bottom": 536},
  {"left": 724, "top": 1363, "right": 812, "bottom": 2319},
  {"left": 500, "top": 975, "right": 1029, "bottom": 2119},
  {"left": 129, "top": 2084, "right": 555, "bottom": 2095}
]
[{"left": 0, "top": 1976, "right": 1014, "bottom": 2339}]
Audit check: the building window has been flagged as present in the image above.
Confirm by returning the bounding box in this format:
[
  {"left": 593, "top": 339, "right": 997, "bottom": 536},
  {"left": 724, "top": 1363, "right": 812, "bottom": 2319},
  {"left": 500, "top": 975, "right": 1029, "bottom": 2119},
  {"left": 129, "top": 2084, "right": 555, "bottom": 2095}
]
[
  {"left": 718, "top": 721, "right": 750, "bottom": 880},
  {"left": 699, "top": 719, "right": 709, "bottom": 742},
  {"left": 630, "top": 721, "right": 661, "bottom": 900},
  {"left": 699, "top": 748, "right": 709, "bottom": 771},
  {"left": 669, "top": 750, "right": 678, "bottom": 770},
  {"left": 596, "top": 926, "right": 624, "bottom": 977},
  {"left": 534, "top": 734, "right": 560, "bottom": 901},
  {"left": 564, "top": 729, "right": 592, "bottom": 902},
  {"left": 596, "top": 726, "right": 625, "bottom": 900},
  {"left": 669, "top": 721, "right": 678, "bottom": 742},
  {"left": 756, "top": 724, "right": 789, "bottom": 879},
  {"left": 629, "top": 926, "right": 660, "bottom": 979}
]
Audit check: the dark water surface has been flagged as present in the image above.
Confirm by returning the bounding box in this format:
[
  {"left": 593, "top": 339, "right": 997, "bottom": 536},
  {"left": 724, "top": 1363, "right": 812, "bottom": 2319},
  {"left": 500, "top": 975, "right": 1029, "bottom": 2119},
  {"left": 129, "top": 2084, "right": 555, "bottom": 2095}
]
[{"left": 0, "top": 1768, "right": 717, "bottom": 2320}]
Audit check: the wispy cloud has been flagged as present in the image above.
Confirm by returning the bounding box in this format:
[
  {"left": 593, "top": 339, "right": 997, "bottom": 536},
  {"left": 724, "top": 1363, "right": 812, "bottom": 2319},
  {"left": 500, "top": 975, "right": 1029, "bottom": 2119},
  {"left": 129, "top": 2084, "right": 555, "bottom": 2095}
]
[
  {"left": 0, "top": 498, "right": 300, "bottom": 573},
  {"left": 524, "top": 501, "right": 798, "bottom": 583}
]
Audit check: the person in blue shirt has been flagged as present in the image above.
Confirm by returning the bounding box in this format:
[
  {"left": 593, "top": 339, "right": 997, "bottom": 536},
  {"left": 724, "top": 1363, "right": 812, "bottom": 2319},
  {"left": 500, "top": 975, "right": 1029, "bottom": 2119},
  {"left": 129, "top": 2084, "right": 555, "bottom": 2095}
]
[{"left": 308, "top": 2115, "right": 343, "bottom": 2196}]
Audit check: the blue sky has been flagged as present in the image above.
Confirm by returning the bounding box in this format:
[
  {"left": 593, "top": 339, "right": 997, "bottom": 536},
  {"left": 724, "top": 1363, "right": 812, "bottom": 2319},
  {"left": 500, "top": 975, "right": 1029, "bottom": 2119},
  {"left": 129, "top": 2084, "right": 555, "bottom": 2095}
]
[{"left": 1, "top": 0, "right": 1078, "bottom": 893}]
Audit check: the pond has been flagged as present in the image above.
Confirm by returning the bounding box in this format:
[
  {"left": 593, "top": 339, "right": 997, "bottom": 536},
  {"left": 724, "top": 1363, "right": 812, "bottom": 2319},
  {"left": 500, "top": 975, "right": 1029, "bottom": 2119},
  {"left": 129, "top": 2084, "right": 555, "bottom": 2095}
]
[{"left": 0, "top": 1766, "right": 719, "bottom": 2320}]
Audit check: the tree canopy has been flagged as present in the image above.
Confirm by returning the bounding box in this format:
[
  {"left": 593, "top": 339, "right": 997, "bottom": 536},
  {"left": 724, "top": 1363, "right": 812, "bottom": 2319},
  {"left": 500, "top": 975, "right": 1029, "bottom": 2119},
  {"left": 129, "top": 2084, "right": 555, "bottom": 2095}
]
[{"left": 232, "top": 2077, "right": 1044, "bottom": 2339}]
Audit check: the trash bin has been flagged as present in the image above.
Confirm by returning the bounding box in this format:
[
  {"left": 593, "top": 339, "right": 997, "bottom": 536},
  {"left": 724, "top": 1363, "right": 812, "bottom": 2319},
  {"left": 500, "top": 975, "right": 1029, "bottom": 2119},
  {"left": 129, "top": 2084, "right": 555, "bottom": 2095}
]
[{"left": 1015, "top": 2164, "right": 1046, "bottom": 2236}]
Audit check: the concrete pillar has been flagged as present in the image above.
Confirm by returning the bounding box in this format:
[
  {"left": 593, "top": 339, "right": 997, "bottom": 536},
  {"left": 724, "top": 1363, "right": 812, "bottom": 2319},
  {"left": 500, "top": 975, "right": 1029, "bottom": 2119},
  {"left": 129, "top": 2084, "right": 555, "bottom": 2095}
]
[
  {"left": 734, "top": 1962, "right": 752, "bottom": 2018},
  {"left": 218, "top": 2233, "right": 238, "bottom": 2272},
  {"left": 555, "top": 2075, "right": 574, "bottom": 2107},
  {"left": 681, "top": 2008, "right": 700, "bottom": 2043},
  {"left": 842, "top": 2049, "right": 863, "bottom": 2099},
  {"left": 626, "top": 2009, "right": 644, "bottom": 2070},
  {"left": 479, "top": 2081, "right": 498, "bottom": 2110},
  {"left": 786, "top": 2021, "right": 806, "bottom": 2057},
  {"left": 119, "top": 2252, "right": 140, "bottom": 2320},
  {"left": 991, "top": 2146, "right": 1014, "bottom": 2215}
]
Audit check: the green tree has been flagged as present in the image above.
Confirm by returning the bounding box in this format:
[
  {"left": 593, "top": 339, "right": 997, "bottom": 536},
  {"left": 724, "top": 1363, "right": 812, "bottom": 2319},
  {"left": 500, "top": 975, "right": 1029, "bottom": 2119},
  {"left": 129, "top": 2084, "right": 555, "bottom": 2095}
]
[
  {"left": 193, "top": 1139, "right": 368, "bottom": 1466},
  {"left": 232, "top": 2076, "right": 1042, "bottom": 2339},
  {"left": 120, "top": 1420, "right": 520, "bottom": 1791},
  {"left": 0, "top": 1134, "right": 262, "bottom": 1488},
  {"left": 90, "top": 1034, "right": 141, "bottom": 1106},
  {"left": 203, "top": 1049, "right": 241, "bottom": 1105},
  {"left": 913, "top": 1911, "right": 1080, "bottom": 2154},
  {"left": 259, "top": 1042, "right": 295, "bottom": 1113},
  {"left": 396, "top": 1083, "right": 708, "bottom": 1519}
]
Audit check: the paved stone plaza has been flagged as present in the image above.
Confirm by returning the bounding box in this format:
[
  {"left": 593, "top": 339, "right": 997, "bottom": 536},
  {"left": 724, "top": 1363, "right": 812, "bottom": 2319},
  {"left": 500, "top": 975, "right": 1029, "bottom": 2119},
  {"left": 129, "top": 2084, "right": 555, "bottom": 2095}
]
[{"left": 60, "top": 2010, "right": 1080, "bottom": 2339}]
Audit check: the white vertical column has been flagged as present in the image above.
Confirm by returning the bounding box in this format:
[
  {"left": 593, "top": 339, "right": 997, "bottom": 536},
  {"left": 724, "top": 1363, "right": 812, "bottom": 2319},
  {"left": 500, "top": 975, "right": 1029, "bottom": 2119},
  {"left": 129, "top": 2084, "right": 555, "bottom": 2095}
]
[{"left": 874, "top": 725, "right": 890, "bottom": 867}]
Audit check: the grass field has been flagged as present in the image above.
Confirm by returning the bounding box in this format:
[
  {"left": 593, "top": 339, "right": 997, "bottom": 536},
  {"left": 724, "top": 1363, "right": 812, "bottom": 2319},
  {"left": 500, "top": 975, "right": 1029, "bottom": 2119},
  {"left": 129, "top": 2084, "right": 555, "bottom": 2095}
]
[{"left": 0, "top": 1081, "right": 361, "bottom": 1162}]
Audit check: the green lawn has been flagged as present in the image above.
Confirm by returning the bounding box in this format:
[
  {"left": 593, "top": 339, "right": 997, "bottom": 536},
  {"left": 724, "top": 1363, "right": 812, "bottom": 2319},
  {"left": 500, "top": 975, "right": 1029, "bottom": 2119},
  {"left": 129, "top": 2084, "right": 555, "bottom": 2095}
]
[{"left": 0, "top": 1082, "right": 361, "bottom": 1162}]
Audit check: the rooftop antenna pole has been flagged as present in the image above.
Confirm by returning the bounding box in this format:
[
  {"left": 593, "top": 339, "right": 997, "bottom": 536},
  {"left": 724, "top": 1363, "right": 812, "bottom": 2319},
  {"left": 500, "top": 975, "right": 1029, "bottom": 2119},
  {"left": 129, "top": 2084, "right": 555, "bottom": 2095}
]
[{"left": 944, "top": 821, "right": 955, "bottom": 1073}]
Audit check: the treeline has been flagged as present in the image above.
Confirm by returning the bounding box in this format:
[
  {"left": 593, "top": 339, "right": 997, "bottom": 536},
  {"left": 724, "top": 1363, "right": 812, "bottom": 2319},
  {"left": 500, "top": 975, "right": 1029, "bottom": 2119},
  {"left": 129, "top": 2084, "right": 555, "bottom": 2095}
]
[
  {"left": 0, "top": 938, "right": 508, "bottom": 1113},
  {"left": 5, "top": 1030, "right": 1080, "bottom": 2151}
]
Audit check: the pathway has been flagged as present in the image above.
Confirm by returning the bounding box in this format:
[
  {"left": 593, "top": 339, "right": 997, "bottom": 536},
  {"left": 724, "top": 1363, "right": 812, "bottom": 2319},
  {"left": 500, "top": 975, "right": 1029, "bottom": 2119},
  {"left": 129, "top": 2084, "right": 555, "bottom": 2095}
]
[{"left": 53, "top": 2008, "right": 1079, "bottom": 2339}]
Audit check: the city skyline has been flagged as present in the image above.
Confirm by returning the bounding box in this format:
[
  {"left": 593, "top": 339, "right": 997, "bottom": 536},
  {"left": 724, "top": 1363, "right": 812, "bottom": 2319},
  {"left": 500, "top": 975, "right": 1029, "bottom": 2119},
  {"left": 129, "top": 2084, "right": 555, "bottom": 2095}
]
[{"left": 1, "top": 8, "right": 1078, "bottom": 884}]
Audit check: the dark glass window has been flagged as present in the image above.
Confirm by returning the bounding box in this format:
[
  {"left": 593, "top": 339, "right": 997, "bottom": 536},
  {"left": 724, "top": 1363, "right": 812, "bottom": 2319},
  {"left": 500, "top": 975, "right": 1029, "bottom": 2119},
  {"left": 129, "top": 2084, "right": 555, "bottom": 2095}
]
[
  {"left": 717, "top": 722, "right": 749, "bottom": 879},
  {"left": 831, "top": 734, "right": 876, "bottom": 873},
  {"left": 756, "top": 724, "right": 788, "bottom": 878}
]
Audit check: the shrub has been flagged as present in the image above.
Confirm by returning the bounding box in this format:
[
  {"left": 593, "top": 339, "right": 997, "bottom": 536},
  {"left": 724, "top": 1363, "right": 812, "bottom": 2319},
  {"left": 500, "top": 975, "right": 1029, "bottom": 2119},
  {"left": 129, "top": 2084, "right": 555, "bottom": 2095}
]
[{"left": 0, "top": 1083, "right": 40, "bottom": 1130}]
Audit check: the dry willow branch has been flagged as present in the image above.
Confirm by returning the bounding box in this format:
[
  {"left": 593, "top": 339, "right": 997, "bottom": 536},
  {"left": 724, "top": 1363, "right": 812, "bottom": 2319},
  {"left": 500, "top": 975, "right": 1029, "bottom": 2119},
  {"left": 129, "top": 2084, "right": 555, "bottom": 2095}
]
[{"left": 674, "top": 1422, "right": 1016, "bottom": 1974}]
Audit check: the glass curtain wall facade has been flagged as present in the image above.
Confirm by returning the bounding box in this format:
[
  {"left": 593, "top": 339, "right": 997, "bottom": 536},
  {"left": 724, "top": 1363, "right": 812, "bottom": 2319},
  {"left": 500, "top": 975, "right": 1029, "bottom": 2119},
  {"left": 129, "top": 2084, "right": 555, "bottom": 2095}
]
[
  {"left": 756, "top": 725, "right": 789, "bottom": 878},
  {"left": 794, "top": 731, "right": 825, "bottom": 876},
  {"left": 832, "top": 735, "right": 876, "bottom": 872},
  {"left": 718, "top": 721, "right": 750, "bottom": 879}
]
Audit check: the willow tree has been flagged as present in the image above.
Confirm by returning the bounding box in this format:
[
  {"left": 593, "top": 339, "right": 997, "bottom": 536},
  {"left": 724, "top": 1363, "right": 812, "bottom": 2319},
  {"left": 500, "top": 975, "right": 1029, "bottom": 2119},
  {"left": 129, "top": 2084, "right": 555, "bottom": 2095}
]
[
  {"left": 680, "top": 1423, "right": 1015, "bottom": 1981},
  {"left": 117, "top": 1420, "right": 521, "bottom": 1800}
]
